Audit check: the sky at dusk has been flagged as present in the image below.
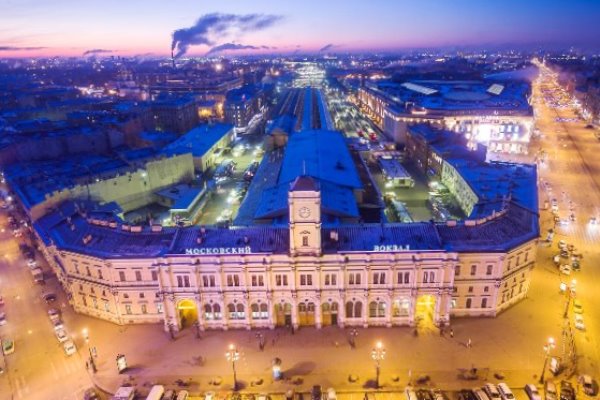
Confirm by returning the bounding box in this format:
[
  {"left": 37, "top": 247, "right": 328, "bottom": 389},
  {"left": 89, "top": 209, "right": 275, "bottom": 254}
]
[{"left": 1, "top": 0, "right": 600, "bottom": 57}]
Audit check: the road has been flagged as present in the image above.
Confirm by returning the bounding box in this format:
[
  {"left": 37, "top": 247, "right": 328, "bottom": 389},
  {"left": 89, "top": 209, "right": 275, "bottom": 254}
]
[{"left": 0, "top": 207, "right": 96, "bottom": 400}]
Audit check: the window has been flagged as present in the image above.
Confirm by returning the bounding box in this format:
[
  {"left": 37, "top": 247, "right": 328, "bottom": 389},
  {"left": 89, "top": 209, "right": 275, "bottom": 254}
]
[
  {"left": 423, "top": 272, "right": 428, "bottom": 284},
  {"left": 251, "top": 303, "right": 269, "bottom": 319},
  {"left": 92, "top": 298, "right": 98, "bottom": 309},
  {"left": 516, "top": 256, "right": 521, "bottom": 265},
  {"left": 139, "top": 293, "right": 145, "bottom": 299},
  {"left": 151, "top": 271, "right": 158, "bottom": 281},
  {"left": 157, "top": 303, "right": 163, "bottom": 314},
  {"left": 349, "top": 273, "right": 361, "bottom": 285},
  {"left": 123, "top": 293, "right": 129, "bottom": 299},
  {"left": 183, "top": 276, "right": 190, "bottom": 287},
  {"left": 404, "top": 272, "right": 410, "bottom": 284},
  {"left": 177, "top": 276, "right": 183, "bottom": 287},
  {"left": 466, "top": 298, "right": 472, "bottom": 309},
  {"left": 119, "top": 271, "right": 126, "bottom": 282},
  {"left": 135, "top": 271, "right": 142, "bottom": 281},
  {"left": 81, "top": 296, "right": 87, "bottom": 307},
  {"left": 228, "top": 303, "right": 245, "bottom": 320},
  {"left": 481, "top": 298, "right": 488, "bottom": 308},
  {"left": 98, "top": 269, "right": 103, "bottom": 280},
  {"left": 484, "top": 286, "right": 489, "bottom": 293},
  {"left": 470, "top": 265, "right": 477, "bottom": 276},
  {"left": 455, "top": 265, "right": 461, "bottom": 276},
  {"left": 202, "top": 275, "right": 216, "bottom": 287},
  {"left": 373, "top": 272, "right": 386, "bottom": 285},
  {"left": 300, "top": 274, "right": 312, "bottom": 286},
  {"left": 251, "top": 274, "right": 264, "bottom": 287},
  {"left": 486, "top": 265, "right": 493, "bottom": 275},
  {"left": 205, "top": 304, "right": 221, "bottom": 320},
  {"left": 324, "top": 274, "right": 337, "bottom": 286},
  {"left": 275, "top": 274, "right": 288, "bottom": 286},
  {"left": 79, "top": 284, "right": 83, "bottom": 291},
  {"left": 524, "top": 252, "right": 529, "bottom": 262},
  {"left": 125, "top": 305, "right": 132, "bottom": 314},
  {"left": 346, "top": 301, "right": 362, "bottom": 318},
  {"left": 369, "top": 301, "right": 386, "bottom": 318},
  {"left": 104, "top": 301, "right": 110, "bottom": 312},
  {"left": 468, "top": 286, "right": 473, "bottom": 293},
  {"left": 227, "top": 274, "right": 240, "bottom": 287},
  {"left": 302, "top": 236, "right": 309, "bottom": 247},
  {"left": 86, "top": 266, "right": 91, "bottom": 277},
  {"left": 141, "top": 304, "right": 147, "bottom": 314}
]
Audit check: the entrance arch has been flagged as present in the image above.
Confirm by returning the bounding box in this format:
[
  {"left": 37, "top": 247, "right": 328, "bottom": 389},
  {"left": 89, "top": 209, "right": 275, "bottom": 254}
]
[
  {"left": 274, "top": 302, "right": 292, "bottom": 327},
  {"left": 177, "top": 299, "right": 198, "bottom": 328},
  {"left": 298, "top": 301, "right": 316, "bottom": 326},
  {"left": 415, "top": 295, "right": 437, "bottom": 329},
  {"left": 321, "top": 302, "right": 339, "bottom": 326}
]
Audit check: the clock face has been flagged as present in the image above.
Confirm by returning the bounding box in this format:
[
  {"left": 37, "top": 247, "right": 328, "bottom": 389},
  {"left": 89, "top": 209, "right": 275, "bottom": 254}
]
[{"left": 299, "top": 207, "right": 311, "bottom": 218}]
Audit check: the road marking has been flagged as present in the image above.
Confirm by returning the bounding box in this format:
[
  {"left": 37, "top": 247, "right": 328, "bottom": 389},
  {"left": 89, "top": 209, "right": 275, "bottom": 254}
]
[
  {"left": 50, "top": 360, "right": 60, "bottom": 380},
  {"left": 14, "top": 375, "right": 23, "bottom": 399},
  {"left": 19, "top": 376, "right": 29, "bottom": 394}
]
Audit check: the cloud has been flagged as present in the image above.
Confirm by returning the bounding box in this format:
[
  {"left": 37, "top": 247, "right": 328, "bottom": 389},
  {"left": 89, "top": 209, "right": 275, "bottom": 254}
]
[
  {"left": 206, "top": 43, "right": 260, "bottom": 55},
  {"left": 171, "top": 13, "right": 282, "bottom": 58},
  {"left": 83, "top": 49, "right": 113, "bottom": 56},
  {"left": 0, "top": 45, "right": 47, "bottom": 51},
  {"left": 319, "top": 43, "right": 339, "bottom": 52}
]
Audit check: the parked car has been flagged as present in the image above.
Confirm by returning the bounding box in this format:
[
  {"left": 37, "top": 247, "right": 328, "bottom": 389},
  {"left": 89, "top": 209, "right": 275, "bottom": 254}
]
[
  {"left": 524, "top": 384, "right": 541, "bottom": 400},
  {"left": 83, "top": 388, "right": 100, "bottom": 400},
  {"left": 573, "top": 300, "right": 583, "bottom": 314},
  {"left": 63, "top": 340, "right": 76, "bottom": 356},
  {"left": 26, "top": 259, "right": 37, "bottom": 269},
  {"left": 163, "top": 389, "right": 176, "bottom": 400},
  {"left": 43, "top": 293, "right": 57, "bottom": 304},
  {"left": 574, "top": 314, "right": 585, "bottom": 331},
  {"left": 51, "top": 319, "right": 64, "bottom": 331},
  {"left": 578, "top": 375, "right": 598, "bottom": 396},
  {"left": 559, "top": 381, "right": 575, "bottom": 400},
  {"left": 48, "top": 308, "right": 60, "bottom": 323},
  {"left": 0, "top": 312, "right": 6, "bottom": 326},
  {"left": 498, "top": 383, "right": 515, "bottom": 400},
  {"left": 55, "top": 329, "right": 69, "bottom": 343},
  {"left": 559, "top": 265, "right": 571, "bottom": 275},
  {"left": 483, "top": 384, "right": 502, "bottom": 400}
]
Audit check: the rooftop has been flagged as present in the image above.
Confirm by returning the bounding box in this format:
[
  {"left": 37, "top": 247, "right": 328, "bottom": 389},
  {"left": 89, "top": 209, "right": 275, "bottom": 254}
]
[{"left": 161, "top": 123, "right": 233, "bottom": 159}]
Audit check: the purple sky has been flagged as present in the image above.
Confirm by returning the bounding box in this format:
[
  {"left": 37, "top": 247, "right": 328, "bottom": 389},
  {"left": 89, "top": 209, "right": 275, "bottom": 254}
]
[{"left": 1, "top": 0, "right": 599, "bottom": 57}]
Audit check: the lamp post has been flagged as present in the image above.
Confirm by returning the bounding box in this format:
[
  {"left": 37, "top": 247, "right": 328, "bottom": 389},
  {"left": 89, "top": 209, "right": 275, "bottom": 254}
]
[
  {"left": 225, "top": 343, "right": 240, "bottom": 391},
  {"left": 539, "top": 337, "right": 556, "bottom": 384},
  {"left": 82, "top": 328, "right": 97, "bottom": 373},
  {"left": 371, "top": 341, "right": 386, "bottom": 389}
]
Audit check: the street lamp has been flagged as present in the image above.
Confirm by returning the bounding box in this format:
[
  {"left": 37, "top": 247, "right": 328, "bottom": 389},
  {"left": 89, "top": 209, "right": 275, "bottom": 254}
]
[
  {"left": 563, "top": 279, "right": 576, "bottom": 318},
  {"left": 539, "top": 337, "right": 556, "bottom": 384},
  {"left": 225, "top": 343, "right": 240, "bottom": 391},
  {"left": 82, "top": 328, "right": 97, "bottom": 373},
  {"left": 371, "top": 341, "right": 386, "bottom": 389}
]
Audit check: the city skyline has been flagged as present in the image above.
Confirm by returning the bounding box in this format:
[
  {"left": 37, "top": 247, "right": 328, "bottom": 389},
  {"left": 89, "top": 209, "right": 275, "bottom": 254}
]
[{"left": 1, "top": 0, "right": 600, "bottom": 58}]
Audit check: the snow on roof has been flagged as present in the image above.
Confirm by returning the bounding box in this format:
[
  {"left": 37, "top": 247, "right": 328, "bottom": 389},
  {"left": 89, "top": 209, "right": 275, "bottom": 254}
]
[
  {"left": 487, "top": 83, "right": 505, "bottom": 95},
  {"left": 401, "top": 82, "right": 438, "bottom": 95}
]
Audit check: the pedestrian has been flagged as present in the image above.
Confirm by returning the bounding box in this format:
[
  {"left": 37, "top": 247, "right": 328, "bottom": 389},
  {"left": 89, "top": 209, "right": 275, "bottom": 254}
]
[
  {"left": 467, "top": 338, "right": 472, "bottom": 348},
  {"left": 450, "top": 328, "right": 454, "bottom": 338}
]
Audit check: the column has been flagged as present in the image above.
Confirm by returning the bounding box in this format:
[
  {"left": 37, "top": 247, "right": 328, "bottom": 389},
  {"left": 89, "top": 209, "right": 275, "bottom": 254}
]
[{"left": 315, "top": 299, "right": 322, "bottom": 329}]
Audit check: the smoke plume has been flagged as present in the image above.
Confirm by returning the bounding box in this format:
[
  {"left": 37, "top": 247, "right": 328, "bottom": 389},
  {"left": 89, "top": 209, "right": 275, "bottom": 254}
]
[
  {"left": 171, "top": 13, "right": 282, "bottom": 58},
  {"left": 0, "top": 46, "right": 47, "bottom": 51},
  {"left": 319, "top": 43, "right": 338, "bottom": 52},
  {"left": 83, "top": 49, "right": 113, "bottom": 56}
]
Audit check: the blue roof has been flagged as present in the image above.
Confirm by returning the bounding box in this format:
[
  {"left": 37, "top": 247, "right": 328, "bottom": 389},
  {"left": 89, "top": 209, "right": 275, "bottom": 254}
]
[
  {"left": 226, "top": 84, "right": 261, "bottom": 103},
  {"left": 161, "top": 123, "right": 233, "bottom": 158},
  {"left": 278, "top": 129, "right": 362, "bottom": 189},
  {"left": 254, "top": 179, "right": 359, "bottom": 219}
]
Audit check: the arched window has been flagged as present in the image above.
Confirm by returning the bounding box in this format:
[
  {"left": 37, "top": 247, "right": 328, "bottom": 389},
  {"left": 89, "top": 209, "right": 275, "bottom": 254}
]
[
  {"left": 369, "top": 301, "right": 378, "bottom": 318},
  {"left": 251, "top": 303, "right": 260, "bottom": 319},
  {"left": 322, "top": 303, "right": 330, "bottom": 312},
  {"left": 354, "top": 301, "right": 362, "bottom": 318},
  {"left": 204, "top": 304, "right": 213, "bottom": 320},
  {"left": 236, "top": 303, "right": 245, "bottom": 319},
  {"left": 213, "top": 303, "right": 221, "bottom": 320},
  {"left": 346, "top": 301, "right": 354, "bottom": 318},
  {"left": 259, "top": 303, "right": 268, "bottom": 319},
  {"left": 331, "top": 302, "right": 338, "bottom": 312},
  {"left": 307, "top": 302, "right": 315, "bottom": 312},
  {"left": 377, "top": 302, "right": 386, "bottom": 317}
]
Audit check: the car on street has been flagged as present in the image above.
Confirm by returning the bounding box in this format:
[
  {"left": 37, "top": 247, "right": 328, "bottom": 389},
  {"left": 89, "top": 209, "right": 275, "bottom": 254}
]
[
  {"left": 1, "top": 339, "right": 15, "bottom": 355},
  {"left": 63, "top": 340, "right": 76, "bottom": 356},
  {"left": 473, "top": 389, "right": 491, "bottom": 400},
  {"left": 43, "top": 293, "right": 57, "bottom": 303},
  {"left": 48, "top": 308, "right": 60, "bottom": 322},
  {"left": 524, "top": 384, "right": 541, "bottom": 400},
  {"left": 560, "top": 250, "right": 569, "bottom": 258},
  {"left": 571, "top": 258, "right": 580, "bottom": 271},
  {"left": 83, "top": 388, "right": 100, "bottom": 400},
  {"left": 574, "top": 314, "right": 585, "bottom": 331},
  {"left": 0, "top": 312, "right": 6, "bottom": 325},
  {"left": 26, "top": 259, "right": 37, "bottom": 268},
  {"left": 497, "top": 383, "right": 515, "bottom": 400},
  {"left": 557, "top": 240, "right": 567, "bottom": 250},
  {"left": 55, "top": 328, "right": 69, "bottom": 343},
  {"left": 483, "top": 384, "right": 501, "bottom": 400},
  {"left": 51, "top": 319, "right": 64, "bottom": 331},
  {"left": 559, "top": 381, "right": 575, "bottom": 400},
  {"left": 578, "top": 375, "right": 598, "bottom": 396},
  {"left": 459, "top": 390, "right": 478, "bottom": 400},
  {"left": 573, "top": 300, "right": 583, "bottom": 314}
]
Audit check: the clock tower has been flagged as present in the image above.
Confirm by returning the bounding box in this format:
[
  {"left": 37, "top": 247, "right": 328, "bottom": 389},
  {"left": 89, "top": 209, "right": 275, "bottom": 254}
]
[{"left": 288, "top": 176, "right": 321, "bottom": 256}]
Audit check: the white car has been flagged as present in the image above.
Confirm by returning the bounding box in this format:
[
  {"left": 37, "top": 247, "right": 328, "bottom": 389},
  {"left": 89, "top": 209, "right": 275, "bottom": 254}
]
[
  {"left": 26, "top": 259, "right": 37, "bottom": 269},
  {"left": 498, "top": 383, "right": 515, "bottom": 400},
  {"left": 55, "top": 329, "right": 69, "bottom": 343},
  {"left": 48, "top": 308, "right": 60, "bottom": 323},
  {"left": 51, "top": 319, "right": 64, "bottom": 331},
  {"left": 63, "top": 340, "right": 76, "bottom": 356},
  {"left": 524, "top": 384, "right": 541, "bottom": 400},
  {"left": 574, "top": 315, "right": 585, "bottom": 331},
  {"left": 0, "top": 312, "right": 6, "bottom": 326},
  {"left": 559, "top": 265, "right": 571, "bottom": 275}
]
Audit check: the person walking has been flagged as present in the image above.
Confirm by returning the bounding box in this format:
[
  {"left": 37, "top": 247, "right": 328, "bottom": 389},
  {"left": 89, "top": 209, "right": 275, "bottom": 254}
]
[
  {"left": 467, "top": 338, "right": 472, "bottom": 348},
  {"left": 450, "top": 328, "right": 454, "bottom": 338}
]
